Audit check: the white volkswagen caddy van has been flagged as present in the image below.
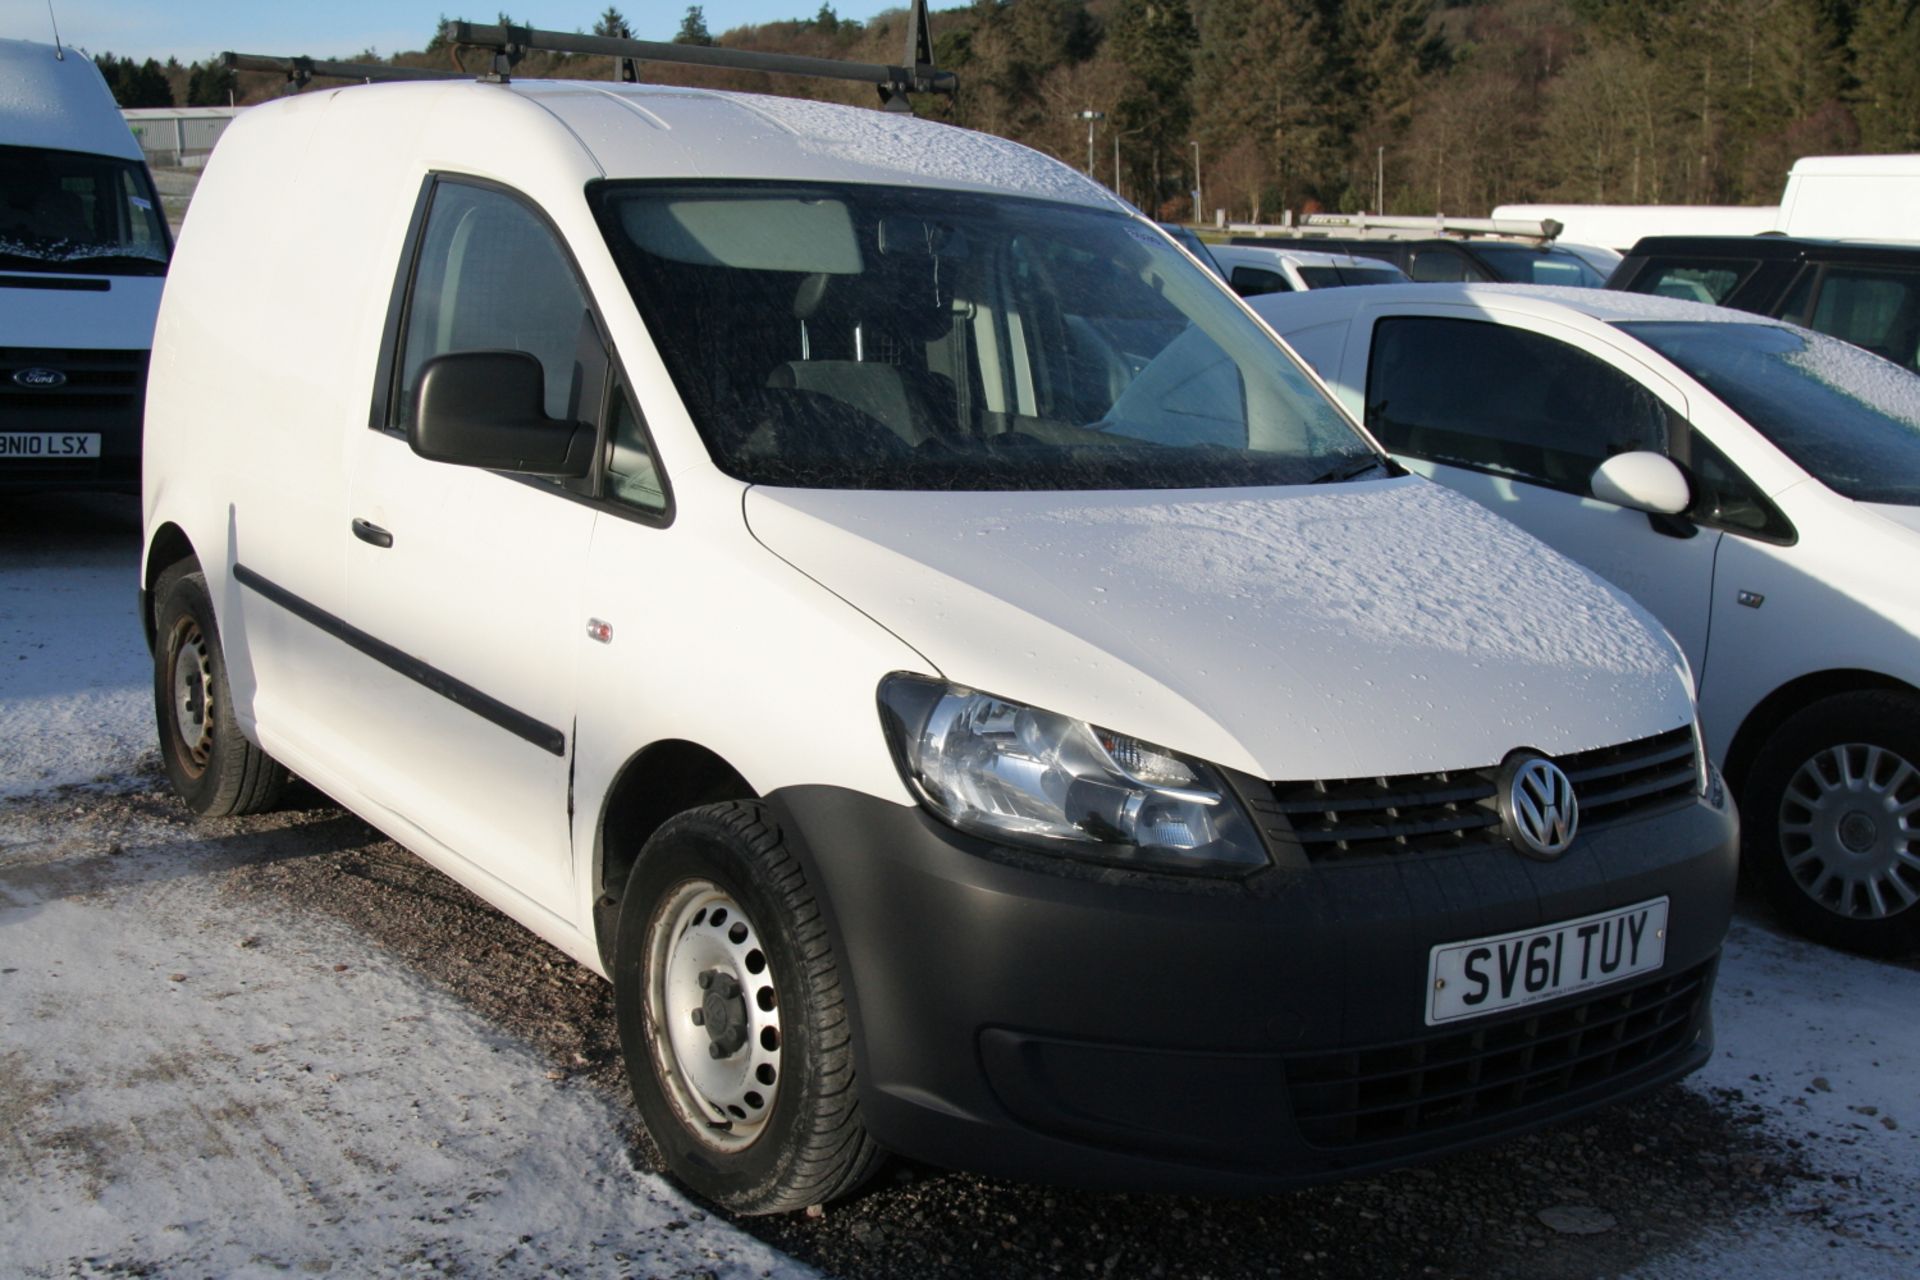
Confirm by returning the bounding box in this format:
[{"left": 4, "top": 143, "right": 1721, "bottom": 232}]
[{"left": 143, "top": 74, "right": 1737, "bottom": 1213}]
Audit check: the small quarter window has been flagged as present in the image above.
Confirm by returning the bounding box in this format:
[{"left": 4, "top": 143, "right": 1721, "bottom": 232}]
[{"left": 606, "top": 379, "right": 668, "bottom": 514}]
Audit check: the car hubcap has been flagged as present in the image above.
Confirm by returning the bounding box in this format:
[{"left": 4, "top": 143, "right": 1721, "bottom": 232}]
[
  {"left": 1779, "top": 743, "right": 1920, "bottom": 920},
  {"left": 169, "top": 618, "right": 215, "bottom": 777},
  {"left": 646, "top": 880, "right": 782, "bottom": 1151}
]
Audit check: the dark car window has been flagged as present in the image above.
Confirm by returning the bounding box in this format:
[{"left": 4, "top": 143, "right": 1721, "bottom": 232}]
[
  {"left": 1621, "top": 320, "right": 1920, "bottom": 505},
  {"left": 1470, "top": 244, "right": 1607, "bottom": 287},
  {"left": 0, "top": 143, "right": 170, "bottom": 275},
  {"left": 1409, "top": 251, "right": 1469, "bottom": 282},
  {"left": 1631, "top": 261, "right": 1753, "bottom": 306},
  {"left": 593, "top": 181, "right": 1368, "bottom": 490},
  {"left": 1807, "top": 268, "right": 1920, "bottom": 370},
  {"left": 397, "top": 181, "right": 593, "bottom": 430},
  {"left": 1366, "top": 316, "right": 1668, "bottom": 491},
  {"left": 1230, "top": 264, "right": 1291, "bottom": 296}
]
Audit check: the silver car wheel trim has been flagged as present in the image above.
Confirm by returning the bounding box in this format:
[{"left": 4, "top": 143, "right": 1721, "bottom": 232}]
[
  {"left": 1779, "top": 742, "right": 1920, "bottom": 920},
  {"left": 645, "top": 879, "right": 782, "bottom": 1151},
  {"left": 171, "top": 621, "right": 215, "bottom": 771}
]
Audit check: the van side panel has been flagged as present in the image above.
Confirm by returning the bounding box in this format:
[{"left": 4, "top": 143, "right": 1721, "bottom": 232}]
[{"left": 145, "top": 88, "right": 430, "bottom": 768}]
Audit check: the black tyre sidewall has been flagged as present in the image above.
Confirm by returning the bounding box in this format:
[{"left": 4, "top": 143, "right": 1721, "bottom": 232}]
[
  {"left": 1743, "top": 692, "right": 1920, "bottom": 957},
  {"left": 612, "top": 804, "right": 842, "bottom": 1214},
  {"left": 152, "top": 565, "right": 277, "bottom": 816}
]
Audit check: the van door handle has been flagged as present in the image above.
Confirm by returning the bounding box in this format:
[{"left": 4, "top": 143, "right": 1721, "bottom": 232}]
[{"left": 351, "top": 518, "right": 393, "bottom": 549}]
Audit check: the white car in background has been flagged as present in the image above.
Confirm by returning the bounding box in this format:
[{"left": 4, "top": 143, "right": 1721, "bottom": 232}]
[
  {"left": 1256, "top": 284, "right": 1920, "bottom": 955},
  {"left": 1210, "top": 243, "right": 1409, "bottom": 297}
]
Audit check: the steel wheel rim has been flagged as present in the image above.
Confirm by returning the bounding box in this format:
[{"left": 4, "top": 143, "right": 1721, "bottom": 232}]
[
  {"left": 1779, "top": 742, "right": 1920, "bottom": 920},
  {"left": 168, "top": 617, "right": 215, "bottom": 778},
  {"left": 644, "top": 879, "right": 783, "bottom": 1152}
]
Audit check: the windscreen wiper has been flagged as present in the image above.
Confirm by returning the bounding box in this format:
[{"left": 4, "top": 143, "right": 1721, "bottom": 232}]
[{"left": 1309, "top": 454, "right": 1395, "bottom": 485}]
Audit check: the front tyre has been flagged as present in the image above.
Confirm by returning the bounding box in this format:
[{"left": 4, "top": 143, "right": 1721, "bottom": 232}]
[
  {"left": 1744, "top": 691, "right": 1920, "bottom": 956},
  {"left": 613, "top": 801, "right": 881, "bottom": 1214},
  {"left": 151, "top": 562, "right": 288, "bottom": 816}
]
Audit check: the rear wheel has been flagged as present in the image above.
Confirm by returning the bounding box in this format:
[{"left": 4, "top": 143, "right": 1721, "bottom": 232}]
[
  {"left": 613, "top": 801, "right": 880, "bottom": 1214},
  {"left": 152, "top": 562, "right": 288, "bottom": 816},
  {"left": 1743, "top": 691, "right": 1920, "bottom": 956}
]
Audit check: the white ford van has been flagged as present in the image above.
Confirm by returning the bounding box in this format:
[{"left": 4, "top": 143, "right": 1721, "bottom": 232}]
[
  {"left": 143, "top": 65, "right": 1737, "bottom": 1213},
  {"left": 1, "top": 38, "right": 171, "bottom": 493}
]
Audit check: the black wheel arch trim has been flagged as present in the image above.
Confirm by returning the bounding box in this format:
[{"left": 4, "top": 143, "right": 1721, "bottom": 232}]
[{"left": 231, "top": 561, "right": 566, "bottom": 757}]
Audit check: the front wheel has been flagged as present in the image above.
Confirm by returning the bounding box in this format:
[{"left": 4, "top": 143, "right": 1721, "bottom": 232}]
[
  {"left": 612, "top": 801, "right": 881, "bottom": 1214},
  {"left": 1743, "top": 691, "right": 1920, "bottom": 956},
  {"left": 151, "top": 562, "right": 288, "bottom": 816}
]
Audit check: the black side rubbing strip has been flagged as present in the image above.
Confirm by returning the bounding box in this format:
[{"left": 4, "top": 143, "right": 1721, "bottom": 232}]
[{"left": 232, "top": 562, "right": 566, "bottom": 757}]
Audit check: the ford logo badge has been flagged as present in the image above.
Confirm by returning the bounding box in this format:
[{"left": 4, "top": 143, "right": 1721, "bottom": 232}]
[{"left": 12, "top": 367, "right": 68, "bottom": 389}]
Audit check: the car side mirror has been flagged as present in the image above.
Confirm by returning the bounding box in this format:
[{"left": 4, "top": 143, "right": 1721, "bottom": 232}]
[
  {"left": 410, "top": 350, "right": 594, "bottom": 478},
  {"left": 1590, "top": 450, "right": 1690, "bottom": 516}
]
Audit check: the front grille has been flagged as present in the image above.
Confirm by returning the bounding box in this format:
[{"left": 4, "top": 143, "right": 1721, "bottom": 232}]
[
  {"left": 1286, "top": 960, "right": 1712, "bottom": 1148},
  {"left": 1252, "top": 726, "right": 1698, "bottom": 863},
  {"left": 0, "top": 347, "right": 147, "bottom": 412}
]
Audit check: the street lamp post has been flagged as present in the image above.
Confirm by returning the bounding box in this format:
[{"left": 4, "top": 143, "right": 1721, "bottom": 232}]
[
  {"left": 1190, "top": 140, "right": 1202, "bottom": 225},
  {"left": 1076, "top": 110, "right": 1105, "bottom": 179}
]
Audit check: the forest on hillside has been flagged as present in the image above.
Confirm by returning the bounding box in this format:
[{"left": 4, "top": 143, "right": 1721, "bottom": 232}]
[{"left": 92, "top": 0, "right": 1920, "bottom": 222}]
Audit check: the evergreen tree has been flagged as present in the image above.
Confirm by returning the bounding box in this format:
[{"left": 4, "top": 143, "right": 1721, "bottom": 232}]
[
  {"left": 675, "top": 5, "right": 715, "bottom": 45},
  {"left": 1110, "top": 0, "right": 1199, "bottom": 215},
  {"left": 594, "top": 7, "right": 632, "bottom": 39},
  {"left": 186, "top": 58, "right": 237, "bottom": 107},
  {"left": 1850, "top": 0, "right": 1920, "bottom": 150},
  {"left": 1192, "top": 0, "right": 1340, "bottom": 218},
  {"left": 95, "top": 54, "right": 175, "bottom": 108}
]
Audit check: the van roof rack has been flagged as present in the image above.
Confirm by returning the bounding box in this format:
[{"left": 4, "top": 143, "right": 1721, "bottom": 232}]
[
  {"left": 1230, "top": 213, "right": 1565, "bottom": 245},
  {"left": 1304, "top": 213, "right": 1564, "bottom": 244},
  {"left": 222, "top": 0, "right": 954, "bottom": 113},
  {"left": 222, "top": 52, "right": 466, "bottom": 90}
]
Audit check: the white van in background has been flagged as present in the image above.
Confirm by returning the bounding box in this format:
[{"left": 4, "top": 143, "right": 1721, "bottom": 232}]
[
  {"left": 1, "top": 37, "right": 172, "bottom": 494},
  {"left": 1491, "top": 204, "right": 1781, "bottom": 255},
  {"left": 1777, "top": 154, "right": 1920, "bottom": 241}
]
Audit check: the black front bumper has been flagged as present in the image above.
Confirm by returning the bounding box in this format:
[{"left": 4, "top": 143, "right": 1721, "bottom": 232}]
[
  {"left": 0, "top": 347, "right": 147, "bottom": 493},
  {"left": 767, "top": 783, "right": 1738, "bottom": 1192}
]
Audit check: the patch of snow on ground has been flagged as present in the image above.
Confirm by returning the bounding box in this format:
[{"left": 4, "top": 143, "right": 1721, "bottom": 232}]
[
  {"left": 0, "top": 804, "right": 807, "bottom": 1279},
  {"left": 1634, "top": 919, "right": 1920, "bottom": 1278},
  {"left": 0, "top": 498, "right": 154, "bottom": 797}
]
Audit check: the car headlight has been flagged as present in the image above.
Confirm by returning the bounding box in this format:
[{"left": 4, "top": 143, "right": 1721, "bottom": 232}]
[
  {"left": 878, "top": 674, "right": 1267, "bottom": 875},
  {"left": 1692, "top": 713, "right": 1711, "bottom": 797}
]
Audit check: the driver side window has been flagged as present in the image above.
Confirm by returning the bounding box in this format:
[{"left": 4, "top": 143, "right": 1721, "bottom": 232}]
[
  {"left": 1366, "top": 316, "right": 1668, "bottom": 492},
  {"left": 393, "top": 181, "right": 590, "bottom": 435}
]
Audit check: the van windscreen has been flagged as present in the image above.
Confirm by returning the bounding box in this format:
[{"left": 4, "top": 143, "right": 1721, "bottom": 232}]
[
  {"left": 0, "top": 144, "right": 170, "bottom": 276},
  {"left": 591, "top": 181, "right": 1373, "bottom": 491}
]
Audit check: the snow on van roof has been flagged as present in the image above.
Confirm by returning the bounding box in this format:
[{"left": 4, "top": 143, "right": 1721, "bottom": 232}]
[
  {"left": 509, "top": 80, "right": 1126, "bottom": 210},
  {"left": 0, "top": 38, "right": 144, "bottom": 161}
]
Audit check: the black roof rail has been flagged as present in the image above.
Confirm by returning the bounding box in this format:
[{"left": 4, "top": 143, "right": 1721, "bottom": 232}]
[
  {"left": 222, "top": 52, "right": 464, "bottom": 91},
  {"left": 443, "top": 0, "right": 953, "bottom": 112}
]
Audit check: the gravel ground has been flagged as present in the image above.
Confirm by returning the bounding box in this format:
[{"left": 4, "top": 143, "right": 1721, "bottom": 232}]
[{"left": 28, "top": 777, "right": 1810, "bottom": 1280}]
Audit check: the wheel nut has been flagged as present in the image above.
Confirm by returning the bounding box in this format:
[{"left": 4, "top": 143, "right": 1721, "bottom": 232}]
[
  {"left": 690, "top": 1008, "right": 705, "bottom": 1026},
  {"left": 708, "top": 1042, "right": 728, "bottom": 1060},
  {"left": 698, "top": 971, "right": 715, "bottom": 990}
]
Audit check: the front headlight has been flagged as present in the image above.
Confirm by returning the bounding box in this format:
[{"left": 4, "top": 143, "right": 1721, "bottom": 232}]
[{"left": 878, "top": 674, "right": 1267, "bottom": 875}]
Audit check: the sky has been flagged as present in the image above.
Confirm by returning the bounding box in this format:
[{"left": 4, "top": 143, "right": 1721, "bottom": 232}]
[{"left": 8, "top": 1, "right": 902, "bottom": 65}]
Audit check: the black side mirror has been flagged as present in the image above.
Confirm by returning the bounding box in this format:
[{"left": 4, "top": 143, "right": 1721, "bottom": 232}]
[{"left": 410, "top": 350, "right": 594, "bottom": 478}]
